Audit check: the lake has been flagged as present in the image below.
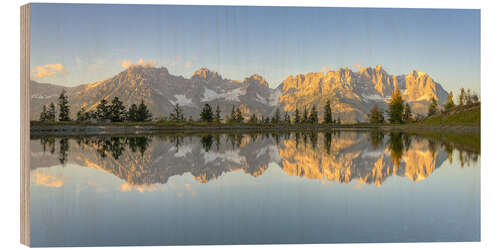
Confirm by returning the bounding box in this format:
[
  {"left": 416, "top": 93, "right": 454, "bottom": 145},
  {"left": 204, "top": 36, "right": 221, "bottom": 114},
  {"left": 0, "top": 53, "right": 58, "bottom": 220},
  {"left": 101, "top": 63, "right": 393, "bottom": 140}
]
[{"left": 29, "top": 130, "right": 480, "bottom": 246}]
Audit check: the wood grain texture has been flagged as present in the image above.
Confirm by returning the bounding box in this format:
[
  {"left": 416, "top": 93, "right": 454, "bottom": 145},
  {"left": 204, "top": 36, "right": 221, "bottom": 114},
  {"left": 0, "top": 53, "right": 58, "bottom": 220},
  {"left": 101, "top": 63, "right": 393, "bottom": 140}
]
[{"left": 20, "top": 3, "right": 30, "bottom": 247}]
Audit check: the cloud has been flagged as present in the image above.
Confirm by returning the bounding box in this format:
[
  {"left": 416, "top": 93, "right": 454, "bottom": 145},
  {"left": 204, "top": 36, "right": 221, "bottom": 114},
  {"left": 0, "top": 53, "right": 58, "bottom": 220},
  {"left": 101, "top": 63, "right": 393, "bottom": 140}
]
[
  {"left": 33, "top": 64, "right": 65, "bottom": 79},
  {"left": 120, "top": 183, "right": 133, "bottom": 192},
  {"left": 120, "top": 60, "right": 132, "bottom": 68},
  {"left": 120, "top": 183, "right": 157, "bottom": 192},
  {"left": 351, "top": 62, "right": 363, "bottom": 69},
  {"left": 184, "top": 60, "right": 191, "bottom": 68},
  {"left": 32, "top": 172, "right": 63, "bottom": 188},
  {"left": 120, "top": 58, "right": 157, "bottom": 69}
]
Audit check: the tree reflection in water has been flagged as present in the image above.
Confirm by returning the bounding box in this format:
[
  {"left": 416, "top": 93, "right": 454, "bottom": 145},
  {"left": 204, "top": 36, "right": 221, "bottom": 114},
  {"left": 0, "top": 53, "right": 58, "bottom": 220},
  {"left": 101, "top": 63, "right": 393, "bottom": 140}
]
[{"left": 34, "top": 130, "right": 480, "bottom": 185}]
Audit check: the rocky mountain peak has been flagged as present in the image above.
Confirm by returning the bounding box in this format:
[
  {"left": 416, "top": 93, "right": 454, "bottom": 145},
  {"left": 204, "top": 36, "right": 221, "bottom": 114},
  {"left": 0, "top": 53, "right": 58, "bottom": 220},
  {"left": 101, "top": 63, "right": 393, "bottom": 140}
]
[
  {"left": 408, "top": 70, "right": 428, "bottom": 79},
  {"left": 243, "top": 74, "right": 269, "bottom": 87},
  {"left": 191, "top": 68, "right": 222, "bottom": 81}
]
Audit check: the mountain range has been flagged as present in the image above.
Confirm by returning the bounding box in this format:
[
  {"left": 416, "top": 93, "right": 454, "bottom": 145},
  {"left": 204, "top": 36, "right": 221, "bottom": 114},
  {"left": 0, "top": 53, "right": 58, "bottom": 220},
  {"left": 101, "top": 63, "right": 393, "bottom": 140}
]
[{"left": 30, "top": 64, "right": 448, "bottom": 122}]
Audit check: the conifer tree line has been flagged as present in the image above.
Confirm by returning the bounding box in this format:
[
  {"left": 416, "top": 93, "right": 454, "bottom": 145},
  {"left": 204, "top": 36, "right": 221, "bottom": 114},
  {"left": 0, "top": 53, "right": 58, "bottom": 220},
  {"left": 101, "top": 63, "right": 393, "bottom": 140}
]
[
  {"left": 39, "top": 91, "right": 345, "bottom": 125},
  {"left": 368, "top": 87, "right": 480, "bottom": 124},
  {"left": 39, "top": 91, "right": 153, "bottom": 122},
  {"left": 39, "top": 91, "right": 71, "bottom": 122},
  {"left": 39, "top": 88, "right": 479, "bottom": 124},
  {"left": 77, "top": 97, "right": 152, "bottom": 122}
]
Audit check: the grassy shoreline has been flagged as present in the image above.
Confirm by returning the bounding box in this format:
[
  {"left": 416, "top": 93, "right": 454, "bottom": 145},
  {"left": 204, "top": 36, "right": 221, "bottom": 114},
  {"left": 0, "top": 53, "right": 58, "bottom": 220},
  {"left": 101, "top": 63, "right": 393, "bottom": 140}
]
[{"left": 30, "top": 104, "right": 480, "bottom": 151}]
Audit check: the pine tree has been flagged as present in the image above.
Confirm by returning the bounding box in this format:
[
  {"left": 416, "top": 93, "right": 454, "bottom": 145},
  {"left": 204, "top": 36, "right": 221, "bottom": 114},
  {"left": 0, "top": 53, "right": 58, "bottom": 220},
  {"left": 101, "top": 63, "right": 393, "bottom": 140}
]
[
  {"left": 302, "top": 106, "right": 309, "bottom": 123},
  {"left": 466, "top": 89, "right": 473, "bottom": 105},
  {"left": 39, "top": 105, "right": 48, "bottom": 121},
  {"left": 110, "top": 97, "right": 126, "bottom": 122},
  {"left": 387, "top": 88, "right": 404, "bottom": 123},
  {"left": 234, "top": 107, "right": 244, "bottom": 123},
  {"left": 48, "top": 103, "right": 56, "bottom": 121},
  {"left": 137, "top": 99, "right": 152, "bottom": 122},
  {"left": 309, "top": 105, "right": 318, "bottom": 124},
  {"left": 230, "top": 105, "right": 236, "bottom": 122},
  {"left": 272, "top": 108, "right": 281, "bottom": 123},
  {"left": 249, "top": 113, "right": 258, "bottom": 123},
  {"left": 444, "top": 91, "right": 455, "bottom": 112},
  {"left": 58, "top": 90, "right": 70, "bottom": 121},
  {"left": 428, "top": 97, "right": 438, "bottom": 117},
  {"left": 402, "top": 103, "right": 412, "bottom": 123},
  {"left": 368, "top": 104, "right": 384, "bottom": 124},
  {"left": 323, "top": 100, "right": 332, "bottom": 124},
  {"left": 95, "top": 99, "right": 110, "bottom": 121},
  {"left": 459, "top": 88, "right": 466, "bottom": 106},
  {"left": 215, "top": 105, "right": 221, "bottom": 123},
  {"left": 471, "top": 93, "right": 479, "bottom": 104},
  {"left": 294, "top": 107, "right": 300, "bottom": 124},
  {"left": 169, "top": 103, "right": 184, "bottom": 122},
  {"left": 200, "top": 103, "right": 214, "bottom": 122},
  {"left": 127, "top": 104, "right": 138, "bottom": 121},
  {"left": 284, "top": 112, "right": 291, "bottom": 124},
  {"left": 76, "top": 107, "right": 86, "bottom": 122}
]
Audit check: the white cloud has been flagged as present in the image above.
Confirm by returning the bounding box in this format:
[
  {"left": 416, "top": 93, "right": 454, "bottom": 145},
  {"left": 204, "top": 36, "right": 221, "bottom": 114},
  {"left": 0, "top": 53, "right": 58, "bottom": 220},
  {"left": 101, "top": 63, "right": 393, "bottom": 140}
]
[
  {"left": 120, "top": 58, "right": 157, "bottom": 69},
  {"left": 33, "top": 64, "right": 65, "bottom": 79},
  {"left": 32, "top": 172, "right": 63, "bottom": 188},
  {"left": 120, "top": 60, "right": 132, "bottom": 68},
  {"left": 120, "top": 183, "right": 158, "bottom": 192},
  {"left": 352, "top": 62, "right": 363, "bottom": 69}
]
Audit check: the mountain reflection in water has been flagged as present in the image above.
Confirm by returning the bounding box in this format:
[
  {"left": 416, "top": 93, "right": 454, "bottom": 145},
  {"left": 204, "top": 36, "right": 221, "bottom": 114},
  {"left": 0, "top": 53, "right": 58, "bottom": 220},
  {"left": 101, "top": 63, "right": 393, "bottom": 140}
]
[{"left": 30, "top": 131, "right": 479, "bottom": 187}]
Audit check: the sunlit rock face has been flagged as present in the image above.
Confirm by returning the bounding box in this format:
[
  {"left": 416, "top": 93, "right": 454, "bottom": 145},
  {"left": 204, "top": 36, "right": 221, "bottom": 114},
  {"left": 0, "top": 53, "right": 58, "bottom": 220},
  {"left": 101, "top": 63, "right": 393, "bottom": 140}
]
[
  {"left": 30, "top": 65, "right": 447, "bottom": 123},
  {"left": 31, "top": 131, "right": 454, "bottom": 188},
  {"left": 279, "top": 65, "right": 448, "bottom": 122}
]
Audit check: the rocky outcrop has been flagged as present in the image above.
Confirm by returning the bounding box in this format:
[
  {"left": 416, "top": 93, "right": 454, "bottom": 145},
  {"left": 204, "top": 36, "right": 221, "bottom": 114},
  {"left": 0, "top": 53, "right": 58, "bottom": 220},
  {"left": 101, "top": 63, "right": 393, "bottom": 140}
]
[{"left": 279, "top": 65, "right": 448, "bottom": 122}]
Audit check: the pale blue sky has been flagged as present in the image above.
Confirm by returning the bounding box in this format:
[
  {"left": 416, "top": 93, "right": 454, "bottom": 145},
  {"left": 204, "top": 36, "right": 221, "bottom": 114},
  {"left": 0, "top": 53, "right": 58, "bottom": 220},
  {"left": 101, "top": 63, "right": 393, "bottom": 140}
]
[{"left": 29, "top": 3, "right": 480, "bottom": 95}]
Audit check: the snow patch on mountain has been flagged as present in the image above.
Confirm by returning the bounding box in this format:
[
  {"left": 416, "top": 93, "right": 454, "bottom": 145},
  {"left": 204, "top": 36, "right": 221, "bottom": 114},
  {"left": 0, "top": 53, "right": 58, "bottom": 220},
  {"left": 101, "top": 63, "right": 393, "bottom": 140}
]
[
  {"left": 224, "top": 87, "right": 246, "bottom": 101},
  {"left": 268, "top": 89, "right": 281, "bottom": 106},
  {"left": 268, "top": 145, "right": 281, "bottom": 163},
  {"left": 203, "top": 151, "right": 217, "bottom": 164},
  {"left": 170, "top": 94, "right": 194, "bottom": 106},
  {"left": 201, "top": 87, "right": 246, "bottom": 102},
  {"left": 256, "top": 93, "right": 268, "bottom": 105},
  {"left": 202, "top": 149, "right": 245, "bottom": 164},
  {"left": 152, "top": 87, "right": 164, "bottom": 96},
  {"left": 362, "top": 94, "right": 384, "bottom": 102},
  {"left": 256, "top": 147, "right": 268, "bottom": 158},
  {"left": 201, "top": 87, "right": 219, "bottom": 102},
  {"left": 31, "top": 94, "right": 55, "bottom": 99},
  {"left": 174, "top": 145, "right": 193, "bottom": 158}
]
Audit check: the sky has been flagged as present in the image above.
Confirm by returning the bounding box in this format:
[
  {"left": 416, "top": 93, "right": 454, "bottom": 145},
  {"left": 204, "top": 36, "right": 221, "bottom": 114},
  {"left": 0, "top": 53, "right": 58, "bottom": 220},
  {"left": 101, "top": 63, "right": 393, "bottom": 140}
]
[{"left": 29, "top": 3, "right": 480, "bottom": 95}]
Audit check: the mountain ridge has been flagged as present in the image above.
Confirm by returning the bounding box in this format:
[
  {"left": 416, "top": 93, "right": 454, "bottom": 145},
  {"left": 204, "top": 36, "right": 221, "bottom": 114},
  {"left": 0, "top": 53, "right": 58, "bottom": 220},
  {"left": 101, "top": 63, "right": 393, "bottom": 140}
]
[{"left": 30, "top": 65, "right": 448, "bottom": 122}]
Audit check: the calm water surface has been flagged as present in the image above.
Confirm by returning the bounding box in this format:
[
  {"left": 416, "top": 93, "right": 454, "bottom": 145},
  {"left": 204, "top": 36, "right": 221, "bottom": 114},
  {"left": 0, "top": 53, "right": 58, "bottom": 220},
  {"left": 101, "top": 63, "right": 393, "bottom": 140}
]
[{"left": 29, "top": 130, "right": 480, "bottom": 246}]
